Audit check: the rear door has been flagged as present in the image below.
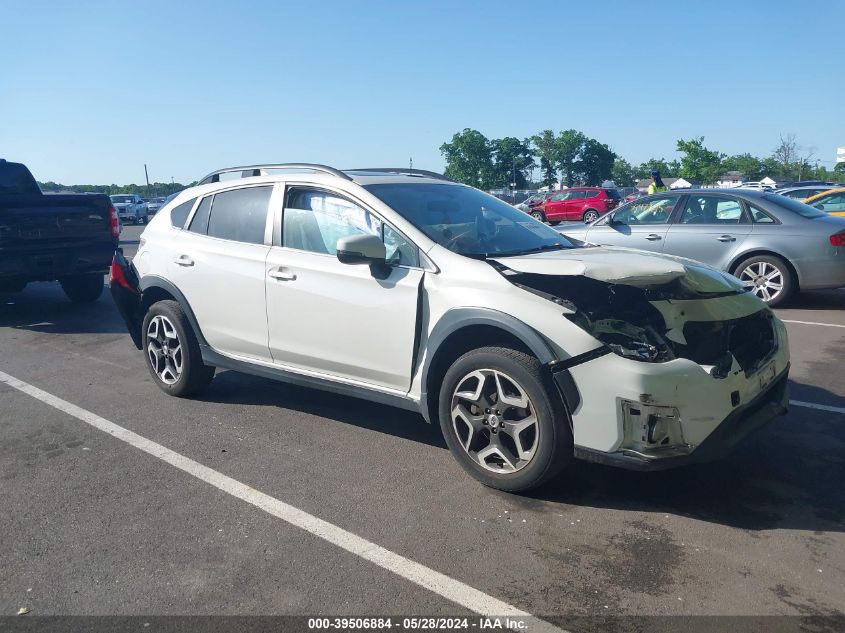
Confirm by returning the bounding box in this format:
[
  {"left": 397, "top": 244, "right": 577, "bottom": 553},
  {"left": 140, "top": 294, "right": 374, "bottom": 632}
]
[
  {"left": 583, "top": 194, "right": 682, "bottom": 252},
  {"left": 166, "top": 184, "right": 274, "bottom": 361},
  {"left": 661, "top": 193, "right": 752, "bottom": 270}
]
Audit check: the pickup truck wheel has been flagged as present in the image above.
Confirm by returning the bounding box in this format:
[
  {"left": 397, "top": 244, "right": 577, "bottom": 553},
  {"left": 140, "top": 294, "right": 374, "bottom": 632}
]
[
  {"left": 137, "top": 215, "right": 145, "bottom": 225},
  {"left": 142, "top": 300, "right": 214, "bottom": 397},
  {"left": 60, "top": 273, "right": 103, "bottom": 303},
  {"left": 438, "top": 346, "right": 572, "bottom": 492}
]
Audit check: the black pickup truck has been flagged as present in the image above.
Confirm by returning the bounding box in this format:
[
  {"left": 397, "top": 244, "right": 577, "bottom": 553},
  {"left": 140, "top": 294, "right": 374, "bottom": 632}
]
[{"left": 0, "top": 159, "right": 119, "bottom": 302}]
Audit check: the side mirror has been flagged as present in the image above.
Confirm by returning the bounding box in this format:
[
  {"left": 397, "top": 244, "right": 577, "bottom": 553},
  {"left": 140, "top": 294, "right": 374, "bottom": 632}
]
[{"left": 336, "top": 234, "right": 386, "bottom": 266}]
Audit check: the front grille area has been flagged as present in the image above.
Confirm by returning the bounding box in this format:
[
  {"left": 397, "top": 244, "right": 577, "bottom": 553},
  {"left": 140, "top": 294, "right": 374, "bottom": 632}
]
[{"left": 680, "top": 311, "right": 776, "bottom": 374}]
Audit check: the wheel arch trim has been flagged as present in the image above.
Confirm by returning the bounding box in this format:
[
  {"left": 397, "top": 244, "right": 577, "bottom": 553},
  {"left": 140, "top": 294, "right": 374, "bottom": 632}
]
[
  {"left": 418, "top": 308, "right": 559, "bottom": 423},
  {"left": 139, "top": 275, "right": 209, "bottom": 347}
]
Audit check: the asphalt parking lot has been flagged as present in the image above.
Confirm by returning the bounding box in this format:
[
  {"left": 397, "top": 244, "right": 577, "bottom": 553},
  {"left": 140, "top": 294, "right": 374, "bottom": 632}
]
[{"left": 2, "top": 224, "right": 844, "bottom": 627}]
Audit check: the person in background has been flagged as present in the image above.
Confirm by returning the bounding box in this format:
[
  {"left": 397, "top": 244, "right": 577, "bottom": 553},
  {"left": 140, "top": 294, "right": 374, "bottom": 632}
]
[{"left": 648, "top": 170, "right": 668, "bottom": 195}]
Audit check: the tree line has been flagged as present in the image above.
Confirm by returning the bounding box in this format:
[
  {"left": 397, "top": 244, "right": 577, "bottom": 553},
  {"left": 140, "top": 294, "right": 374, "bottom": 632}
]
[
  {"left": 37, "top": 181, "right": 194, "bottom": 196},
  {"left": 440, "top": 129, "right": 845, "bottom": 190}
]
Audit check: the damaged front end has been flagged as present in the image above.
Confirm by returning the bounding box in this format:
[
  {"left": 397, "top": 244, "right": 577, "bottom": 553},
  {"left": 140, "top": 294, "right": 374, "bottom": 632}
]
[{"left": 490, "top": 251, "right": 788, "bottom": 465}]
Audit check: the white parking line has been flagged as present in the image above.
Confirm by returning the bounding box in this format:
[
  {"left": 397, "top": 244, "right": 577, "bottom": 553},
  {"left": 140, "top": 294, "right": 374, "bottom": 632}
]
[
  {"left": 782, "top": 319, "right": 845, "bottom": 329},
  {"left": 790, "top": 400, "right": 845, "bottom": 415},
  {"left": 0, "top": 369, "right": 559, "bottom": 630}
]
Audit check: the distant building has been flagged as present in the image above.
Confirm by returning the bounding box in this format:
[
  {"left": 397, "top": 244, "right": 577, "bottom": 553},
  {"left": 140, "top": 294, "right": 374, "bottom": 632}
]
[
  {"left": 635, "top": 177, "right": 699, "bottom": 191},
  {"left": 717, "top": 171, "right": 744, "bottom": 187}
]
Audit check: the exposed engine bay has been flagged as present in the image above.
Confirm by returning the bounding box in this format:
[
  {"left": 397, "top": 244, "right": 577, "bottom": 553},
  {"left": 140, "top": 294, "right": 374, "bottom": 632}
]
[{"left": 495, "top": 268, "right": 777, "bottom": 377}]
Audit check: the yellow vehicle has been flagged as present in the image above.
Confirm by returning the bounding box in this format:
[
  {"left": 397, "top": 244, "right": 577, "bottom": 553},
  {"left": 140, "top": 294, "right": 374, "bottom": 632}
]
[{"left": 803, "top": 187, "right": 845, "bottom": 217}]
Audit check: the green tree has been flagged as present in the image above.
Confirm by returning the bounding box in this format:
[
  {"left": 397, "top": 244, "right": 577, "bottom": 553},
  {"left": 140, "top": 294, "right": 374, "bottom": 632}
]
[
  {"left": 720, "top": 153, "right": 764, "bottom": 181},
  {"left": 576, "top": 139, "right": 616, "bottom": 185},
  {"left": 490, "top": 137, "right": 535, "bottom": 189},
  {"left": 676, "top": 137, "right": 724, "bottom": 184},
  {"left": 611, "top": 158, "right": 637, "bottom": 187},
  {"left": 555, "top": 129, "right": 587, "bottom": 187},
  {"left": 440, "top": 128, "right": 495, "bottom": 188},
  {"left": 634, "top": 158, "right": 677, "bottom": 180},
  {"left": 530, "top": 130, "right": 558, "bottom": 188}
]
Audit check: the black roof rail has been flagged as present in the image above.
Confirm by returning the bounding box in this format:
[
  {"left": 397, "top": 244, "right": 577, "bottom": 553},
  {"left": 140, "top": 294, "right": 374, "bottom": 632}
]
[
  {"left": 346, "top": 168, "right": 453, "bottom": 182},
  {"left": 197, "top": 163, "right": 352, "bottom": 186}
]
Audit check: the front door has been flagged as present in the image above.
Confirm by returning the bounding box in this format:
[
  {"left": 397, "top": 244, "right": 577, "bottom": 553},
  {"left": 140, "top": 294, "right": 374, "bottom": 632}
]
[
  {"left": 265, "top": 186, "right": 423, "bottom": 393},
  {"left": 583, "top": 194, "right": 682, "bottom": 252}
]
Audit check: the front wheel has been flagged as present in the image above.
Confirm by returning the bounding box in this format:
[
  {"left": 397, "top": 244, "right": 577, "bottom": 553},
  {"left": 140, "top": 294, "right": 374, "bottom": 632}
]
[
  {"left": 142, "top": 300, "right": 215, "bottom": 397},
  {"left": 582, "top": 209, "right": 599, "bottom": 223},
  {"left": 735, "top": 255, "right": 794, "bottom": 307},
  {"left": 60, "top": 273, "right": 103, "bottom": 303},
  {"left": 438, "top": 346, "right": 572, "bottom": 492},
  {"left": 530, "top": 210, "right": 546, "bottom": 223}
]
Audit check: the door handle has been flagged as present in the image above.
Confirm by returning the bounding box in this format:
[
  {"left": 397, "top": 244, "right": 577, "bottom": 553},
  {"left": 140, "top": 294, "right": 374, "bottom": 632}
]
[
  {"left": 645, "top": 234, "right": 662, "bottom": 241},
  {"left": 174, "top": 255, "right": 194, "bottom": 266},
  {"left": 717, "top": 235, "right": 736, "bottom": 242},
  {"left": 268, "top": 268, "right": 297, "bottom": 281}
]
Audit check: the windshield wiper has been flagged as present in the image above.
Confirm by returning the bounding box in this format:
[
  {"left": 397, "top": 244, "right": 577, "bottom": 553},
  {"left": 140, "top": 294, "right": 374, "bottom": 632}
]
[{"left": 495, "top": 243, "right": 568, "bottom": 257}]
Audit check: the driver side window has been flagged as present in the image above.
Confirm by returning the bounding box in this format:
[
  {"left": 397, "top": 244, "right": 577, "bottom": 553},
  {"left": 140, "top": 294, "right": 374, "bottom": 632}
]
[
  {"left": 283, "top": 188, "right": 418, "bottom": 266},
  {"left": 613, "top": 195, "right": 680, "bottom": 225}
]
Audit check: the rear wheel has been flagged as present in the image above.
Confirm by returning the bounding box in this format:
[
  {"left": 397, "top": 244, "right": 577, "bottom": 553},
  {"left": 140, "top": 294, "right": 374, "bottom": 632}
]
[
  {"left": 142, "top": 300, "right": 214, "bottom": 397},
  {"left": 438, "top": 346, "right": 572, "bottom": 492},
  {"left": 735, "top": 255, "right": 794, "bottom": 307},
  {"left": 137, "top": 214, "right": 145, "bottom": 225},
  {"left": 530, "top": 210, "right": 546, "bottom": 223},
  {"left": 60, "top": 273, "right": 103, "bottom": 303},
  {"left": 582, "top": 209, "right": 599, "bottom": 223}
]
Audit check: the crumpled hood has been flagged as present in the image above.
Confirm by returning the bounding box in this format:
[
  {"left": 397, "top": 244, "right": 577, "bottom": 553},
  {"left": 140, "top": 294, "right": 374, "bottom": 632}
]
[{"left": 490, "top": 247, "right": 744, "bottom": 293}]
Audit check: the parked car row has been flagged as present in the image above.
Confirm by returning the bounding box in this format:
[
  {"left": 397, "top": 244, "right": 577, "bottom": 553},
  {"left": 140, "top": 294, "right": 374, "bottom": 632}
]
[
  {"left": 107, "top": 194, "right": 169, "bottom": 225},
  {"left": 557, "top": 189, "right": 845, "bottom": 307}
]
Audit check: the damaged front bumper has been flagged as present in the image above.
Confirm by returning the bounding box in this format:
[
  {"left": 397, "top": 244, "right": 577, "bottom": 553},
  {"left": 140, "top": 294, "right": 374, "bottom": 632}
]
[{"left": 573, "top": 365, "right": 789, "bottom": 470}]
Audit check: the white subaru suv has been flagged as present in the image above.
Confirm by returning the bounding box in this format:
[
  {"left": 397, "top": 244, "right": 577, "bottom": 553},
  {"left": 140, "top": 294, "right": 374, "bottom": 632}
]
[{"left": 111, "top": 164, "right": 790, "bottom": 492}]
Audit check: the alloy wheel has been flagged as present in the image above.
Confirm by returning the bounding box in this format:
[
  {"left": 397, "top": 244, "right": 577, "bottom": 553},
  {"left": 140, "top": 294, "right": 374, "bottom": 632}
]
[
  {"left": 738, "top": 261, "right": 784, "bottom": 303},
  {"left": 450, "top": 369, "right": 539, "bottom": 474},
  {"left": 530, "top": 211, "right": 545, "bottom": 222},
  {"left": 146, "top": 315, "right": 183, "bottom": 385},
  {"left": 583, "top": 210, "right": 599, "bottom": 223}
]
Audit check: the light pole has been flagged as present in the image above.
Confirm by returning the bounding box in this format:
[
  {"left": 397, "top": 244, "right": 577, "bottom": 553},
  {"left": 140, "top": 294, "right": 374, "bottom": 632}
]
[{"left": 512, "top": 156, "right": 517, "bottom": 201}]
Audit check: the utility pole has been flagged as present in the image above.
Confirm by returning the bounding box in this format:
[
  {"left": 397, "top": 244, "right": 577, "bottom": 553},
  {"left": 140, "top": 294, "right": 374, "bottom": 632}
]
[
  {"left": 144, "top": 164, "right": 150, "bottom": 196},
  {"left": 409, "top": 157, "right": 413, "bottom": 175},
  {"left": 512, "top": 156, "right": 517, "bottom": 201}
]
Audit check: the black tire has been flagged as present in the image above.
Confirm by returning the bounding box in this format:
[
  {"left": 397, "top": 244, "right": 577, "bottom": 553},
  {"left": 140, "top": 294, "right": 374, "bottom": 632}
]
[
  {"left": 137, "top": 215, "right": 145, "bottom": 225},
  {"left": 733, "top": 254, "right": 795, "bottom": 308},
  {"left": 60, "top": 273, "right": 104, "bottom": 303},
  {"left": 0, "top": 278, "right": 27, "bottom": 293},
  {"left": 142, "top": 300, "right": 214, "bottom": 397},
  {"left": 438, "top": 346, "right": 573, "bottom": 493},
  {"left": 530, "top": 210, "right": 546, "bottom": 223},
  {"left": 582, "top": 209, "right": 599, "bottom": 223}
]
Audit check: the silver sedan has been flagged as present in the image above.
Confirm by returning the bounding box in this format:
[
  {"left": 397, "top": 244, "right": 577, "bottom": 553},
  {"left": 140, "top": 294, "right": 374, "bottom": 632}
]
[{"left": 558, "top": 189, "right": 845, "bottom": 307}]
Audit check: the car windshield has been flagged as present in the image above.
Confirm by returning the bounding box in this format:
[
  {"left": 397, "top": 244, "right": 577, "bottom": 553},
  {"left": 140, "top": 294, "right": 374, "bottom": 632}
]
[
  {"left": 765, "top": 194, "right": 827, "bottom": 219},
  {"left": 110, "top": 195, "right": 132, "bottom": 203},
  {"left": 364, "top": 183, "right": 576, "bottom": 257}
]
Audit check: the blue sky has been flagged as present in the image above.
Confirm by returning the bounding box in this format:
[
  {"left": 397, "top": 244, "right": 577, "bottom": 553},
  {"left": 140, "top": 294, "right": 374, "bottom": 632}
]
[{"left": 2, "top": 0, "right": 842, "bottom": 185}]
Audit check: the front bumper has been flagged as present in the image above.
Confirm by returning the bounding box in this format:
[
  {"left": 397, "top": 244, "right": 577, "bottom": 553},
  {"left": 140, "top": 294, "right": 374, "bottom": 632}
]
[{"left": 573, "top": 365, "right": 789, "bottom": 470}]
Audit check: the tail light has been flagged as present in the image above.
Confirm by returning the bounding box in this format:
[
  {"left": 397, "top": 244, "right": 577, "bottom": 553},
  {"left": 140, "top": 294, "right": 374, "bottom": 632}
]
[
  {"left": 108, "top": 205, "right": 121, "bottom": 238},
  {"left": 110, "top": 254, "right": 137, "bottom": 292},
  {"left": 831, "top": 232, "right": 845, "bottom": 247}
]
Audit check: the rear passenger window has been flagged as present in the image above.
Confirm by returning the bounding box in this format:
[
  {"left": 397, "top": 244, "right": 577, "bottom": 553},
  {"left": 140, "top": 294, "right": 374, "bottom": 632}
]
[
  {"left": 170, "top": 199, "right": 195, "bottom": 228},
  {"left": 188, "top": 197, "right": 212, "bottom": 234},
  {"left": 748, "top": 204, "right": 776, "bottom": 224},
  {"left": 206, "top": 186, "right": 272, "bottom": 244},
  {"left": 585, "top": 190, "right": 600, "bottom": 198}
]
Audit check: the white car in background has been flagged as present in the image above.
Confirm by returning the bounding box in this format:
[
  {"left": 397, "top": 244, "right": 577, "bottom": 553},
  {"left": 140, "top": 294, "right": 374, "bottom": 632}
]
[
  {"left": 110, "top": 164, "right": 790, "bottom": 492},
  {"left": 110, "top": 194, "right": 149, "bottom": 225}
]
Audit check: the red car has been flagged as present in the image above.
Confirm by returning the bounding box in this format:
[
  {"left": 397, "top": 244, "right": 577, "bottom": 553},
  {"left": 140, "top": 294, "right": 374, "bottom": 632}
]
[{"left": 531, "top": 187, "right": 622, "bottom": 224}]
